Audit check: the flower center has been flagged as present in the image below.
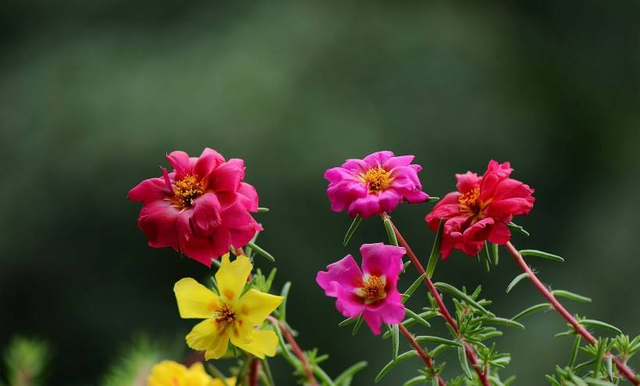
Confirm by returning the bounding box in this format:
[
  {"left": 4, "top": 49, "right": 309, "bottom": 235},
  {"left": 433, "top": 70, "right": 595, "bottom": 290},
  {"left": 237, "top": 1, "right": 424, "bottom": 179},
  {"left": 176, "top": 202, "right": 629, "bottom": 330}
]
[
  {"left": 174, "top": 174, "right": 204, "bottom": 207},
  {"left": 214, "top": 303, "right": 237, "bottom": 330},
  {"left": 458, "top": 187, "right": 485, "bottom": 220},
  {"left": 355, "top": 275, "right": 387, "bottom": 304},
  {"left": 360, "top": 167, "right": 392, "bottom": 193}
]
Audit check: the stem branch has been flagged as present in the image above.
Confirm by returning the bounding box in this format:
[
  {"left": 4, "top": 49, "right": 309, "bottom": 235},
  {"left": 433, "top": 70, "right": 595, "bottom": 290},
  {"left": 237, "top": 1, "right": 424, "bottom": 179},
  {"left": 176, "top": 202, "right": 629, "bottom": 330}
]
[
  {"left": 267, "top": 316, "right": 319, "bottom": 386},
  {"left": 399, "top": 324, "right": 447, "bottom": 386},
  {"left": 384, "top": 214, "right": 490, "bottom": 386},
  {"left": 505, "top": 241, "right": 639, "bottom": 386}
]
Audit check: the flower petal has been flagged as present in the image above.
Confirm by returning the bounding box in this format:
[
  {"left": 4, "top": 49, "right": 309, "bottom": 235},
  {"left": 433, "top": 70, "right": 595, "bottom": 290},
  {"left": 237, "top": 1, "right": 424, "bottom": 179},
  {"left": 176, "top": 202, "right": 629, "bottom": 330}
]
[
  {"left": 232, "top": 329, "right": 278, "bottom": 359},
  {"left": 194, "top": 148, "right": 225, "bottom": 180},
  {"left": 360, "top": 243, "right": 405, "bottom": 279},
  {"left": 174, "top": 278, "right": 221, "bottom": 319},
  {"left": 167, "top": 150, "right": 192, "bottom": 178},
  {"left": 136, "top": 200, "right": 181, "bottom": 249},
  {"left": 363, "top": 151, "right": 395, "bottom": 167},
  {"left": 128, "top": 177, "right": 170, "bottom": 204},
  {"left": 185, "top": 319, "right": 229, "bottom": 360},
  {"left": 455, "top": 171, "right": 481, "bottom": 193},
  {"left": 237, "top": 289, "right": 284, "bottom": 325},
  {"left": 215, "top": 254, "right": 252, "bottom": 305},
  {"left": 209, "top": 159, "right": 245, "bottom": 192},
  {"left": 192, "top": 193, "right": 222, "bottom": 236},
  {"left": 316, "top": 255, "right": 363, "bottom": 295}
]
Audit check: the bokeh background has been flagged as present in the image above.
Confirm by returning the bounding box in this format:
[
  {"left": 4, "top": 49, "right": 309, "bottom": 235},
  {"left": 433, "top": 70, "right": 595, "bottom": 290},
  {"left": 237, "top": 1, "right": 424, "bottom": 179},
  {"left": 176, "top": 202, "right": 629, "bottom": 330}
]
[{"left": 1, "top": 1, "right": 638, "bottom": 385}]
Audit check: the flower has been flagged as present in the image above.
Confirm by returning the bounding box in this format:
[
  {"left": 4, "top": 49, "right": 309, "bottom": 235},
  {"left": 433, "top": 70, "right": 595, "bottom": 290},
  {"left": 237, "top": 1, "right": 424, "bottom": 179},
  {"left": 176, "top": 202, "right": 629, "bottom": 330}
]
[
  {"left": 426, "top": 160, "right": 535, "bottom": 260},
  {"left": 174, "top": 254, "right": 283, "bottom": 360},
  {"left": 324, "top": 151, "right": 429, "bottom": 218},
  {"left": 316, "top": 243, "right": 406, "bottom": 335},
  {"left": 147, "top": 360, "right": 236, "bottom": 386},
  {"left": 128, "top": 148, "right": 262, "bottom": 267}
]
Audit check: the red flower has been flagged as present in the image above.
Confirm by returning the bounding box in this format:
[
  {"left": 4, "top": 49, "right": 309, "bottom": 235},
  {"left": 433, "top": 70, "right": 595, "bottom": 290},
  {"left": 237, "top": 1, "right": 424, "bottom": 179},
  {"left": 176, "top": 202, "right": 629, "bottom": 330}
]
[
  {"left": 128, "top": 148, "right": 261, "bottom": 267},
  {"left": 426, "top": 160, "right": 535, "bottom": 259}
]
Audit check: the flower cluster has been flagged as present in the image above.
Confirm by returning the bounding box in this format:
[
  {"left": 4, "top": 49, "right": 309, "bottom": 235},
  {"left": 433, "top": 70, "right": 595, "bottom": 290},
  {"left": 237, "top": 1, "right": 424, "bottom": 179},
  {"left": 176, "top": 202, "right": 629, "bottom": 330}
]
[
  {"left": 426, "top": 160, "right": 535, "bottom": 259},
  {"left": 129, "top": 148, "right": 261, "bottom": 267}
]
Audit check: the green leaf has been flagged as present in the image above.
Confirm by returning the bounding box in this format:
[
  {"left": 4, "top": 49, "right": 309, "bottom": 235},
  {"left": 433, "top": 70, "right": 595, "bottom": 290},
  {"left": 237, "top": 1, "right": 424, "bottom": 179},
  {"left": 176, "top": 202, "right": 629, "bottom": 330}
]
[
  {"left": 511, "top": 303, "right": 552, "bottom": 321},
  {"left": 434, "top": 282, "right": 491, "bottom": 315},
  {"left": 264, "top": 268, "right": 277, "bottom": 292},
  {"left": 278, "top": 282, "right": 291, "bottom": 321},
  {"left": 519, "top": 249, "right": 564, "bottom": 262},
  {"left": 312, "top": 365, "right": 336, "bottom": 386},
  {"left": 383, "top": 217, "right": 399, "bottom": 246},
  {"left": 339, "top": 317, "right": 357, "bottom": 327},
  {"left": 389, "top": 324, "right": 400, "bottom": 360},
  {"left": 479, "top": 317, "right": 525, "bottom": 330},
  {"left": 246, "top": 242, "right": 275, "bottom": 262},
  {"left": 545, "top": 375, "right": 561, "bottom": 386},
  {"left": 491, "top": 243, "right": 499, "bottom": 265},
  {"left": 568, "top": 336, "right": 581, "bottom": 367},
  {"left": 343, "top": 215, "right": 362, "bottom": 246},
  {"left": 508, "top": 222, "right": 530, "bottom": 237},
  {"left": 458, "top": 346, "right": 473, "bottom": 379},
  {"left": 334, "top": 361, "right": 367, "bottom": 386},
  {"left": 257, "top": 207, "right": 270, "bottom": 213},
  {"left": 479, "top": 242, "right": 491, "bottom": 272},
  {"left": 403, "top": 376, "right": 428, "bottom": 386},
  {"left": 375, "top": 350, "right": 418, "bottom": 382},
  {"left": 402, "top": 274, "right": 426, "bottom": 304},
  {"left": 352, "top": 315, "right": 364, "bottom": 336},
  {"left": 427, "top": 196, "right": 441, "bottom": 202},
  {"left": 404, "top": 309, "right": 431, "bottom": 329},
  {"left": 584, "top": 378, "right": 617, "bottom": 386},
  {"left": 580, "top": 319, "right": 622, "bottom": 335},
  {"left": 426, "top": 220, "right": 444, "bottom": 278},
  {"left": 506, "top": 273, "right": 529, "bottom": 294},
  {"left": 552, "top": 290, "right": 592, "bottom": 303},
  {"left": 415, "top": 335, "right": 462, "bottom": 347}
]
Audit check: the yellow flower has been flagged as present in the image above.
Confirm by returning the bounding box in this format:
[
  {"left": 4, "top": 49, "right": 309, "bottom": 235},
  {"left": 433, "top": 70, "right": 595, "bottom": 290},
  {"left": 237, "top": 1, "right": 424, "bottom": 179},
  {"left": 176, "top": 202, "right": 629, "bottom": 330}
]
[
  {"left": 174, "top": 254, "right": 283, "bottom": 360},
  {"left": 147, "top": 360, "right": 236, "bottom": 386}
]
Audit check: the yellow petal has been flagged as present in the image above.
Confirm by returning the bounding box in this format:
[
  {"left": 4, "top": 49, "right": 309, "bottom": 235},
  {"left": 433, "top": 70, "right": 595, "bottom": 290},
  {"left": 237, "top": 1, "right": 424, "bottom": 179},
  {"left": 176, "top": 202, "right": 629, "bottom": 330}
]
[
  {"left": 212, "top": 378, "right": 236, "bottom": 386},
  {"left": 215, "top": 254, "right": 252, "bottom": 305},
  {"left": 232, "top": 329, "right": 279, "bottom": 359},
  {"left": 147, "top": 360, "right": 188, "bottom": 386},
  {"left": 186, "top": 319, "right": 230, "bottom": 360},
  {"left": 185, "top": 362, "right": 217, "bottom": 385},
  {"left": 237, "top": 289, "right": 283, "bottom": 325},
  {"left": 174, "top": 278, "right": 221, "bottom": 319}
]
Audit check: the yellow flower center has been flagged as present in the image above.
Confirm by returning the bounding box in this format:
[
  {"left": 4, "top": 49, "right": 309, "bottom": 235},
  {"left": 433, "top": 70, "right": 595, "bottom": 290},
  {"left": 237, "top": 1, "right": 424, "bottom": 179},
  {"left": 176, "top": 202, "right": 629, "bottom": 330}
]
[
  {"left": 214, "top": 303, "right": 237, "bottom": 330},
  {"left": 174, "top": 174, "right": 204, "bottom": 207},
  {"left": 458, "top": 187, "right": 487, "bottom": 222},
  {"left": 360, "top": 167, "right": 393, "bottom": 193},
  {"left": 355, "top": 275, "right": 387, "bottom": 304}
]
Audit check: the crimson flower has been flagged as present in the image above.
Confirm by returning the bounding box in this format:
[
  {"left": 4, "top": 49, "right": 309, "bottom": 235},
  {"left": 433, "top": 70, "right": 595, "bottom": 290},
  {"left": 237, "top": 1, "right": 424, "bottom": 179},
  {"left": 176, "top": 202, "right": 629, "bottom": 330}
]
[
  {"left": 324, "top": 151, "right": 429, "bottom": 219},
  {"left": 128, "top": 148, "right": 261, "bottom": 266},
  {"left": 426, "top": 160, "right": 535, "bottom": 260}
]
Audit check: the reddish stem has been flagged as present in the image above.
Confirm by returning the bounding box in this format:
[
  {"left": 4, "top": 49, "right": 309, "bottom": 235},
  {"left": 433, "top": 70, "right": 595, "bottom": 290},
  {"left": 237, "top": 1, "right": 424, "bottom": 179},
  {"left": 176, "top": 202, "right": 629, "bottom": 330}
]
[
  {"left": 399, "top": 324, "right": 448, "bottom": 386},
  {"left": 386, "top": 216, "right": 490, "bottom": 386},
  {"left": 248, "top": 359, "right": 261, "bottom": 386},
  {"left": 505, "top": 241, "right": 639, "bottom": 386},
  {"left": 268, "top": 316, "right": 319, "bottom": 386}
]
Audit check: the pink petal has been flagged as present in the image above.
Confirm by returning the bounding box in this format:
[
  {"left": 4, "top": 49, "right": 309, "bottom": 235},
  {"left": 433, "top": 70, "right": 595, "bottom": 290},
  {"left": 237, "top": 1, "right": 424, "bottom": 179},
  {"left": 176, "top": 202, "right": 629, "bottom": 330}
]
[
  {"left": 376, "top": 190, "right": 403, "bottom": 214},
  {"left": 128, "top": 177, "right": 170, "bottom": 204},
  {"left": 360, "top": 243, "right": 405, "bottom": 279},
  {"left": 347, "top": 194, "right": 382, "bottom": 219},
  {"left": 191, "top": 193, "right": 222, "bottom": 237},
  {"left": 227, "top": 219, "right": 261, "bottom": 249},
  {"left": 316, "top": 255, "right": 363, "bottom": 295},
  {"left": 363, "top": 151, "right": 395, "bottom": 167},
  {"left": 237, "top": 182, "right": 259, "bottom": 212},
  {"left": 455, "top": 171, "right": 481, "bottom": 193},
  {"left": 137, "top": 200, "right": 181, "bottom": 249},
  {"left": 176, "top": 211, "right": 216, "bottom": 267},
  {"left": 383, "top": 155, "right": 415, "bottom": 169},
  {"left": 463, "top": 217, "right": 495, "bottom": 243},
  {"left": 194, "top": 148, "right": 225, "bottom": 180},
  {"left": 403, "top": 190, "right": 429, "bottom": 204},
  {"left": 324, "top": 167, "right": 358, "bottom": 183},
  {"left": 328, "top": 180, "right": 367, "bottom": 213},
  {"left": 488, "top": 221, "right": 511, "bottom": 244},
  {"left": 208, "top": 159, "right": 245, "bottom": 192},
  {"left": 166, "top": 151, "right": 191, "bottom": 178}
]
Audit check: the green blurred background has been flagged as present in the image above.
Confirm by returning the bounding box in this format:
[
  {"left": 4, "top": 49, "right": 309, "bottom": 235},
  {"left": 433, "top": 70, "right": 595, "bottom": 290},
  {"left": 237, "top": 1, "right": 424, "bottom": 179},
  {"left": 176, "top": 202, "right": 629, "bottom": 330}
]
[{"left": 1, "top": 1, "right": 638, "bottom": 384}]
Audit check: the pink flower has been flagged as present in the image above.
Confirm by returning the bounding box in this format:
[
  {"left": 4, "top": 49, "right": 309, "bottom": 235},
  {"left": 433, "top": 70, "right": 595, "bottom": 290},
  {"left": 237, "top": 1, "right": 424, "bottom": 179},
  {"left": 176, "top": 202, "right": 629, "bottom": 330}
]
[
  {"left": 324, "top": 151, "right": 429, "bottom": 218},
  {"left": 316, "top": 243, "right": 406, "bottom": 335},
  {"left": 426, "top": 160, "right": 535, "bottom": 260},
  {"left": 128, "top": 148, "right": 262, "bottom": 267}
]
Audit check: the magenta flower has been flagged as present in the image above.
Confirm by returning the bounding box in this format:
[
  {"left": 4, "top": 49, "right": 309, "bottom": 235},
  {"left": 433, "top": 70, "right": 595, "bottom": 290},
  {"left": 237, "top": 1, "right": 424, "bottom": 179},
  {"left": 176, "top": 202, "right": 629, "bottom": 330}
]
[
  {"left": 324, "top": 151, "right": 429, "bottom": 218},
  {"left": 128, "top": 148, "right": 261, "bottom": 267},
  {"left": 316, "top": 243, "right": 406, "bottom": 335},
  {"left": 426, "top": 160, "right": 535, "bottom": 260}
]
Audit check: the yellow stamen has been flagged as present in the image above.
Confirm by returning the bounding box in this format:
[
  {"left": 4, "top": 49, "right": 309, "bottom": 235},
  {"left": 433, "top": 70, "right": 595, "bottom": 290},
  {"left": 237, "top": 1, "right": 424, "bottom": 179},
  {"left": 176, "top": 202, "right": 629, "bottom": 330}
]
[
  {"left": 359, "top": 167, "right": 392, "bottom": 193},
  {"left": 174, "top": 174, "right": 204, "bottom": 207},
  {"left": 355, "top": 275, "right": 387, "bottom": 304},
  {"left": 214, "top": 303, "right": 237, "bottom": 331},
  {"left": 458, "top": 187, "right": 487, "bottom": 221}
]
